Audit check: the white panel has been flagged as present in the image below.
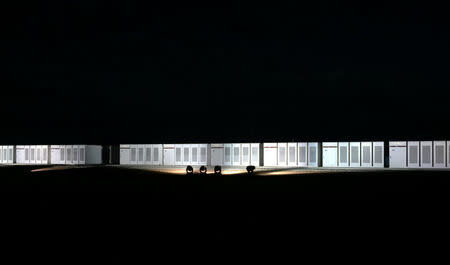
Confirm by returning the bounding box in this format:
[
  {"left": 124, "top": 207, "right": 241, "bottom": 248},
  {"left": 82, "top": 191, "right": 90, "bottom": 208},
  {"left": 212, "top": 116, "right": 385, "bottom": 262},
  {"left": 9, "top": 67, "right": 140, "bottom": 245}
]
[
  {"left": 152, "top": 144, "right": 162, "bottom": 165},
  {"left": 277, "top": 143, "right": 287, "bottom": 166},
  {"left": 372, "top": 142, "right": 384, "bottom": 168},
  {"left": 420, "top": 141, "right": 432, "bottom": 168},
  {"left": 224, "top": 144, "right": 232, "bottom": 166},
  {"left": 308, "top": 142, "right": 319, "bottom": 167},
  {"left": 232, "top": 144, "right": 241, "bottom": 166},
  {"left": 72, "top": 145, "right": 79, "bottom": 165},
  {"left": 16, "top": 146, "right": 25, "bottom": 164},
  {"left": 298, "top": 142, "right": 307, "bottom": 167},
  {"left": 338, "top": 142, "right": 349, "bottom": 167},
  {"left": 199, "top": 144, "right": 208, "bottom": 165},
  {"left": 182, "top": 144, "right": 191, "bottom": 165},
  {"left": 263, "top": 143, "right": 277, "bottom": 166},
  {"left": 433, "top": 141, "right": 446, "bottom": 168},
  {"left": 130, "top": 145, "right": 138, "bottom": 165},
  {"left": 407, "top": 141, "right": 420, "bottom": 168},
  {"left": 119, "top": 145, "right": 130, "bottom": 165},
  {"left": 191, "top": 144, "right": 199, "bottom": 165},
  {"left": 211, "top": 144, "right": 224, "bottom": 166},
  {"left": 322, "top": 142, "right": 338, "bottom": 167},
  {"left": 287, "top": 143, "right": 297, "bottom": 166},
  {"left": 42, "top": 145, "right": 48, "bottom": 164},
  {"left": 163, "top": 145, "right": 175, "bottom": 166},
  {"left": 30, "top": 146, "right": 36, "bottom": 164},
  {"left": 174, "top": 144, "right": 183, "bottom": 165},
  {"left": 250, "top": 143, "right": 260, "bottom": 166},
  {"left": 349, "top": 142, "right": 361, "bottom": 167},
  {"left": 79, "top": 145, "right": 85, "bottom": 164},
  {"left": 136, "top": 145, "right": 145, "bottom": 165},
  {"left": 361, "top": 142, "right": 372, "bottom": 167},
  {"left": 389, "top": 141, "right": 407, "bottom": 168},
  {"left": 241, "top": 143, "right": 250, "bottom": 166}
]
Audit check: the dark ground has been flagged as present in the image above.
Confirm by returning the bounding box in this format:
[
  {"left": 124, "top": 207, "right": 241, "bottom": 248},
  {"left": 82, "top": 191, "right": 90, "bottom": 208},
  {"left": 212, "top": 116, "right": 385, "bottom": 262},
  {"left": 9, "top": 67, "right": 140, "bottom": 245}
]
[
  {"left": 1, "top": 165, "right": 450, "bottom": 200},
  {"left": 2, "top": 165, "right": 449, "bottom": 262}
]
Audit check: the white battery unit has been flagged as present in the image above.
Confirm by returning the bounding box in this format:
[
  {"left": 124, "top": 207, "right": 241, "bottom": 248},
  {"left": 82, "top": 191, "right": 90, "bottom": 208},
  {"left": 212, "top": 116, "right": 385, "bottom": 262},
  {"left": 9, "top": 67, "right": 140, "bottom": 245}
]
[
  {"left": 231, "top": 144, "right": 241, "bottom": 166},
  {"left": 241, "top": 143, "right": 250, "bottom": 166},
  {"left": 30, "top": 145, "right": 37, "bottom": 164},
  {"left": 119, "top": 145, "right": 131, "bottom": 165},
  {"left": 152, "top": 144, "right": 162, "bottom": 165},
  {"left": 277, "top": 143, "right": 287, "bottom": 166},
  {"left": 287, "top": 143, "right": 297, "bottom": 166},
  {"left": 308, "top": 142, "right": 320, "bottom": 167},
  {"left": 420, "top": 141, "right": 433, "bottom": 168},
  {"left": 372, "top": 142, "right": 384, "bottom": 168},
  {"left": 15, "top": 146, "right": 26, "bottom": 164},
  {"left": 433, "top": 141, "right": 446, "bottom": 168},
  {"left": 211, "top": 144, "right": 224, "bottom": 166},
  {"left": 250, "top": 143, "right": 260, "bottom": 166},
  {"left": 407, "top": 141, "right": 420, "bottom": 168},
  {"left": 349, "top": 142, "right": 361, "bottom": 167},
  {"left": 338, "top": 142, "right": 349, "bottom": 167},
  {"left": 263, "top": 143, "right": 277, "bottom": 166},
  {"left": 163, "top": 144, "right": 175, "bottom": 166},
  {"left": 361, "top": 142, "right": 372, "bottom": 167},
  {"left": 298, "top": 142, "right": 308, "bottom": 167},
  {"left": 322, "top": 142, "right": 338, "bottom": 167},
  {"left": 182, "top": 144, "right": 191, "bottom": 165},
  {"left": 389, "top": 141, "right": 407, "bottom": 168},
  {"left": 224, "top": 144, "right": 232, "bottom": 166},
  {"left": 174, "top": 144, "right": 182, "bottom": 165}
]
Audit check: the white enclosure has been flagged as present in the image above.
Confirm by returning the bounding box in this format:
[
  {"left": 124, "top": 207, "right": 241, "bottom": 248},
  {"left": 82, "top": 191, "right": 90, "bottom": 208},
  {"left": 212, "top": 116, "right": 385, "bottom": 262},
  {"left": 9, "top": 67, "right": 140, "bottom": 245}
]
[
  {"left": 211, "top": 144, "right": 224, "bottom": 166},
  {"left": 322, "top": 142, "right": 338, "bottom": 167},
  {"left": 372, "top": 142, "right": 384, "bottom": 168},
  {"left": 0, "top": 146, "right": 15, "bottom": 164},
  {"left": 231, "top": 144, "right": 241, "bottom": 166},
  {"left": 308, "top": 142, "right": 320, "bottom": 167},
  {"left": 389, "top": 141, "right": 407, "bottom": 168},
  {"left": 420, "top": 141, "right": 433, "bottom": 168},
  {"left": 287, "top": 143, "right": 297, "bottom": 166},
  {"left": 263, "top": 143, "right": 277, "bottom": 166},
  {"left": 224, "top": 144, "right": 232, "bottom": 166},
  {"left": 277, "top": 143, "right": 287, "bottom": 166},
  {"left": 338, "top": 142, "right": 349, "bottom": 167},
  {"left": 298, "top": 142, "right": 308, "bottom": 167},
  {"left": 349, "top": 142, "right": 361, "bottom": 167},
  {"left": 16, "top": 145, "right": 49, "bottom": 164},
  {"left": 433, "top": 141, "right": 446, "bottom": 168},
  {"left": 250, "top": 143, "right": 260, "bottom": 166},
  {"left": 120, "top": 144, "right": 161, "bottom": 165},
  {"left": 361, "top": 142, "right": 372, "bottom": 167},
  {"left": 407, "top": 141, "right": 420, "bottom": 168},
  {"left": 163, "top": 144, "right": 175, "bottom": 165},
  {"left": 241, "top": 143, "right": 250, "bottom": 166}
]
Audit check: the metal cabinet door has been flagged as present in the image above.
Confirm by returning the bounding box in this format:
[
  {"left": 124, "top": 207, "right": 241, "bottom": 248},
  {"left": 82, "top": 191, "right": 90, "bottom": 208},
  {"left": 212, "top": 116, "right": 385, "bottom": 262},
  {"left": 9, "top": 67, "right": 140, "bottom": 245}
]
[
  {"left": 224, "top": 144, "right": 232, "bottom": 166},
  {"left": 211, "top": 144, "right": 224, "bottom": 166},
  {"left": 136, "top": 145, "right": 145, "bottom": 165},
  {"left": 322, "top": 142, "right": 338, "bottom": 167},
  {"left": 420, "top": 141, "right": 433, "bottom": 168},
  {"left": 287, "top": 143, "right": 297, "bottom": 166},
  {"left": 308, "top": 142, "right": 319, "bottom": 167},
  {"left": 152, "top": 145, "right": 162, "bottom": 165},
  {"left": 72, "top": 145, "right": 79, "bottom": 165},
  {"left": 349, "top": 142, "right": 361, "bottom": 167},
  {"left": 174, "top": 145, "right": 183, "bottom": 165},
  {"left": 190, "top": 144, "right": 199, "bottom": 166},
  {"left": 263, "top": 143, "right": 277, "bottom": 166},
  {"left": 389, "top": 142, "right": 407, "bottom": 168},
  {"left": 241, "top": 144, "right": 250, "bottom": 166},
  {"left": 433, "top": 141, "right": 446, "bottom": 168},
  {"left": 407, "top": 141, "right": 420, "bottom": 168},
  {"left": 338, "top": 142, "right": 349, "bottom": 167},
  {"left": 129, "top": 145, "right": 138, "bottom": 165},
  {"left": 232, "top": 144, "right": 241, "bottom": 166},
  {"left": 298, "top": 142, "right": 308, "bottom": 167},
  {"left": 42, "top": 145, "right": 48, "bottom": 164},
  {"left": 78, "top": 145, "right": 85, "bottom": 165},
  {"left": 163, "top": 145, "right": 175, "bottom": 166},
  {"left": 251, "top": 143, "right": 260, "bottom": 166},
  {"left": 361, "top": 142, "right": 372, "bottom": 167},
  {"left": 372, "top": 142, "right": 384, "bottom": 168},
  {"left": 182, "top": 144, "right": 191, "bottom": 165},
  {"left": 277, "top": 143, "right": 287, "bottom": 166}
]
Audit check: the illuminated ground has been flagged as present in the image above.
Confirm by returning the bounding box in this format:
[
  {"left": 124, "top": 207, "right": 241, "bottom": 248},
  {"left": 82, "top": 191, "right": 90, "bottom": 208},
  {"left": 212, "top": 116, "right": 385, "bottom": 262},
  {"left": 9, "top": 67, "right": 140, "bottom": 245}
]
[{"left": 1, "top": 164, "right": 450, "bottom": 199}]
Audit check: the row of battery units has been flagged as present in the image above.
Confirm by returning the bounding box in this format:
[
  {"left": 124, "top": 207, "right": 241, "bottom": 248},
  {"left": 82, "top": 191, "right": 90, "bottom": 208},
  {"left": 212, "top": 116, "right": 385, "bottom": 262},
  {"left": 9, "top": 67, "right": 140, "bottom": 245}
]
[
  {"left": 119, "top": 144, "right": 260, "bottom": 166},
  {"left": 13, "top": 145, "right": 88, "bottom": 165},
  {"left": 263, "top": 142, "right": 384, "bottom": 167},
  {"left": 389, "top": 141, "right": 450, "bottom": 168},
  {"left": 0, "top": 146, "right": 15, "bottom": 163}
]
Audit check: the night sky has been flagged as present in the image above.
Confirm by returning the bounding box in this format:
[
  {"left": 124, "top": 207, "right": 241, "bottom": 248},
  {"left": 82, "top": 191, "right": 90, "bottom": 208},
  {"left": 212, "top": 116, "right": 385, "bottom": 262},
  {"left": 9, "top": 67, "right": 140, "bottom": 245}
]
[{"left": 2, "top": 1, "right": 449, "bottom": 145}]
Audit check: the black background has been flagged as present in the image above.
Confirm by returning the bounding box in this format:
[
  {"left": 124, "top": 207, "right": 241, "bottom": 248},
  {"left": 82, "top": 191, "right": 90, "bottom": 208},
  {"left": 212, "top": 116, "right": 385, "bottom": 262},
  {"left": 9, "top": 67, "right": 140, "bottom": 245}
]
[{"left": 2, "top": 1, "right": 449, "bottom": 145}]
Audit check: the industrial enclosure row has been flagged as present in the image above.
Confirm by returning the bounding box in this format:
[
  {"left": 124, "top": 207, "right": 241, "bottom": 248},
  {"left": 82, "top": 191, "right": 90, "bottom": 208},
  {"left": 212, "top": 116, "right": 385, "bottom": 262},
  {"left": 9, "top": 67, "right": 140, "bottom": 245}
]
[{"left": 1, "top": 141, "right": 450, "bottom": 169}]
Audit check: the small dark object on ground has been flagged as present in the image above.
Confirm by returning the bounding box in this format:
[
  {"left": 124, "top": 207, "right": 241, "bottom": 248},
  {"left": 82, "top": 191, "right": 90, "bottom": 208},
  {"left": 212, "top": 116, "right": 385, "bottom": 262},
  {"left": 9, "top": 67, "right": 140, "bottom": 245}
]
[
  {"left": 246, "top": 165, "right": 255, "bottom": 174},
  {"left": 199, "top": 166, "right": 207, "bottom": 174},
  {"left": 186, "top": 165, "right": 194, "bottom": 175},
  {"left": 214, "top": 165, "right": 222, "bottom": 175}
]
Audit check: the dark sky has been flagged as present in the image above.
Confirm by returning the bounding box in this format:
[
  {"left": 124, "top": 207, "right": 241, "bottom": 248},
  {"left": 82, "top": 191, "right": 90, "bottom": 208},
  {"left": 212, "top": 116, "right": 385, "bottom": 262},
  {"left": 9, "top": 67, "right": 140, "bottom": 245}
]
[{"left": 1, "top": 1, "right": 449, "bottom": 144}]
